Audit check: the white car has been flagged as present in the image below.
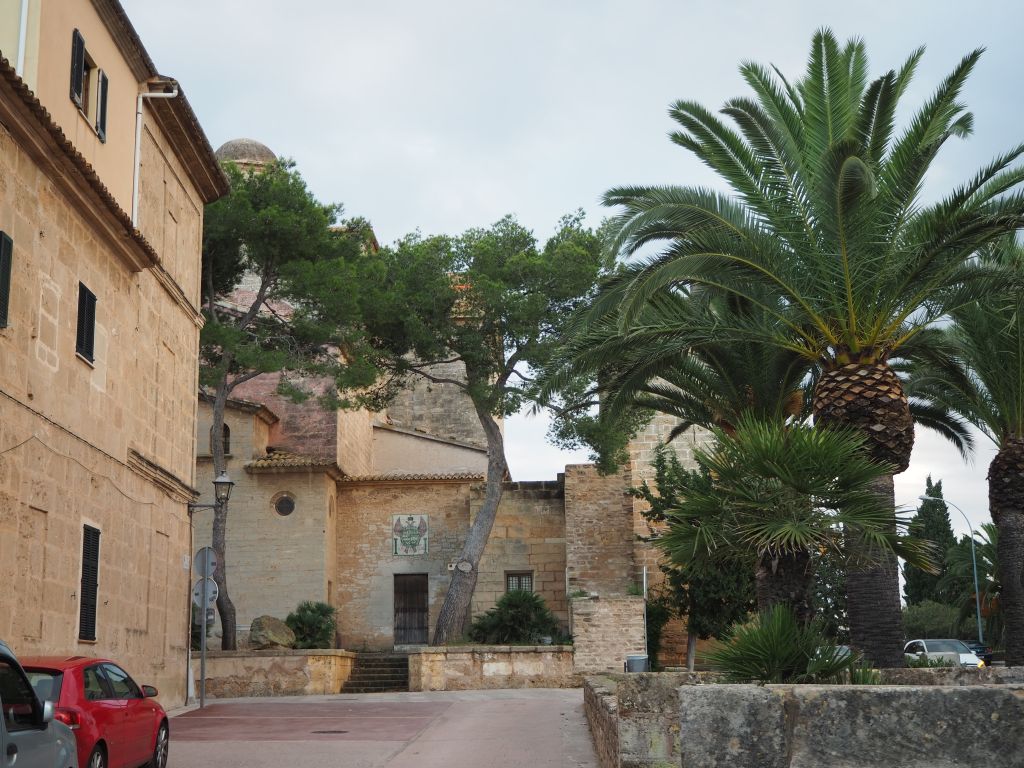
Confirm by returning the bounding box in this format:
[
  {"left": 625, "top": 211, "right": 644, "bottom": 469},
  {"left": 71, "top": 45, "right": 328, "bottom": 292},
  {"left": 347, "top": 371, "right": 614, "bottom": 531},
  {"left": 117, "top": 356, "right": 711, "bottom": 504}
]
[{"left": 904, "top": 638, "right": 985, "bottom": 668}]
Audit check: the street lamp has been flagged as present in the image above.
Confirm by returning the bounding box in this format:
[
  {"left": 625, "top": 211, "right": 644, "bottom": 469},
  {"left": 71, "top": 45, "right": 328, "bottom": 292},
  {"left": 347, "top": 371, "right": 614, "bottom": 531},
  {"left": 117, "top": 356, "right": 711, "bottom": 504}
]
[
  {"left": 189, "top": 471, "right": 234, "bottom": 513},
  {"left": 919, "top": 495, "right": 984, "bottom": 645}
]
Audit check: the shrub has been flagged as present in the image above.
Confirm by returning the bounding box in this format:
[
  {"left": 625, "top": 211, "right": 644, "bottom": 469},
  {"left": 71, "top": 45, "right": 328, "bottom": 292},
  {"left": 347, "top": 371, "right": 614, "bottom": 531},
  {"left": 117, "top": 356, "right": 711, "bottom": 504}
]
[
  {"left": 907, "top": 654, "right": 954, "bottom": 668},
  {"left": 645, "top": 593, "right": 675, "bottom": 670},
  {"left": 468, "top": 590, "right": 560, "bottom": 644},
  {"left": 285, "top": 601, "right": 337, "bottom": 649},
  {"left": 707, "top": 604, "right": 860, "bottom": 684},
  {"left": 902, "top": 599, "right": 959, "bottom": 640}
]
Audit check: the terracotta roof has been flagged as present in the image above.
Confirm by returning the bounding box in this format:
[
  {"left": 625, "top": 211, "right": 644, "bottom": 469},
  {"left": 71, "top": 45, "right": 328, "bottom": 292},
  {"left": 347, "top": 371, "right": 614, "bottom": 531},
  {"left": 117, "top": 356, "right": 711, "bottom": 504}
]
[
  {"left": 340, "top": 472, "right": 485, "bottom": 483},
  {"left": 247, "top": 450, "right": 336, "bottom": 470}
]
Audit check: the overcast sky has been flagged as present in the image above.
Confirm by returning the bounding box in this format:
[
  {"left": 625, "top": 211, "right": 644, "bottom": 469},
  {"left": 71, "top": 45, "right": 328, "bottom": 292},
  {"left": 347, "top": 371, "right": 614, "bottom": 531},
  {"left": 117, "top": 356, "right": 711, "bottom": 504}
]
[{"left": 122, "top": 0, "right": 1022, "bottom": 535}]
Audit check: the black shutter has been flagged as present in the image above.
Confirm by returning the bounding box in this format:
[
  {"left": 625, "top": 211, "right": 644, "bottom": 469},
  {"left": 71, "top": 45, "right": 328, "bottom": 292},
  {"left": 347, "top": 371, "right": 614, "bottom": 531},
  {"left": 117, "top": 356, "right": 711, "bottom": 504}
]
[
  {"left": 95, "top": 70, "right": 108, "bottom": 142},
  {"left": 70, "top": 29, "right": 86, "bottom": 108},
  {"left": 79, "top": 525, "right": 100, "bottom": 641},
  {"left": 76, "top": 283, "right": 96, "bottom": 361},
  {"left": 0, "top": 231, "right": 11, "bottom": 327}
]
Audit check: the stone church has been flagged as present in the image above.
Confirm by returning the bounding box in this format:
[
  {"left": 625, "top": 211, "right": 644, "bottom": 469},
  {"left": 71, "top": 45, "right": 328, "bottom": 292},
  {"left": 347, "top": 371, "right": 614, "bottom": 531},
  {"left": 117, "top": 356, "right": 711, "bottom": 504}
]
[{"left": 193, "top": 139, "right": 709, "bottom": 670}]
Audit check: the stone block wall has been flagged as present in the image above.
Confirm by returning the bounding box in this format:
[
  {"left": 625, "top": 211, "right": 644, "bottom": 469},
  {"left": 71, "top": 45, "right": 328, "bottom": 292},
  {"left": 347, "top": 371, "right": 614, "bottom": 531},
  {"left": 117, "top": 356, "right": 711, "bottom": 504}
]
[
  {"left": 193, "top": 462, "right": 334, "bottom": 634},
  {"left": 233, "top": 373, "right": 338, "bottom": 461},
  {"left": 408, "top": 646, "right": 576, "bottom": 691},
  {"left": 472, "top": 479, "right": 568, "bottom": 627},
  {"left": 679, "top": 683, "right": 1024, "bottom": 767},
  {"left": 194, "top": 649, "right": 356, "bottom": 697},
  {"left": 334, "top": 479, "right": 472, "bottom": 648},
  {"left": 564, "top": 466, "right": 634, "bottom": 596},
  {"left": 385, "top": 359, "right": 487, "bottom": 447},
  {"left": 571, "top": 596, "right": 646, "bottom": 672}
]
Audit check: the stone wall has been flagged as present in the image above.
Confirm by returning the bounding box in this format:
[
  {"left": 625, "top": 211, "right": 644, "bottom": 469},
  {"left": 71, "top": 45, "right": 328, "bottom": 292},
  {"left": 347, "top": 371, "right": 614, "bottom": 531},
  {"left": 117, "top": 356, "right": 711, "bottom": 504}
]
[
  {"left": 194, "top": 649, "right": 355, "bottom": 698},
  {"left": 564, "top": 466, "right": 634, "bottom": 596},
  {"left": 385, "top": 359, "right": 487, "bottom": 447},
  {"left": 583, "top": 672, "right": 721, "bottom": 768},
  {"left": 0, "top": 107, "right": 201, "bottom": 707},
  {"left": 679, "top": 683, "right": 1024, "bottom": 767},
  {"left": 335, "top": 479, "right": 472, "bottom": 648},
  {"left": 571, "top": 597, "right": 646, "bottom": 673},
  {"left": 233, "top": 374, "right": 338, "bottom": 461},
  {"left": 408, "top": 646, "right": 576, "bottom": 691},
  {"left": 472, "top": 480, "right": 568, "bottom": 627}
]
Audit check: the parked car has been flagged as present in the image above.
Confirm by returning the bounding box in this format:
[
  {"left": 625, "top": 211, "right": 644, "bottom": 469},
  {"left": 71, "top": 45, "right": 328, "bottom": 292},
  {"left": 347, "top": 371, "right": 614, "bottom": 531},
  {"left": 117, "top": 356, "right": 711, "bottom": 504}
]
[
  {"left": 964, "top": 641, "right": 995, "bottom": 666},
  {"left": 19, "top": 656, "right": 168, "bottom": 768},
  {"left": 904, "top": 639, "right": 985, "bottom": 668},
  {"left": 0, "top": 640, "right": 78, "bottom": 768}
]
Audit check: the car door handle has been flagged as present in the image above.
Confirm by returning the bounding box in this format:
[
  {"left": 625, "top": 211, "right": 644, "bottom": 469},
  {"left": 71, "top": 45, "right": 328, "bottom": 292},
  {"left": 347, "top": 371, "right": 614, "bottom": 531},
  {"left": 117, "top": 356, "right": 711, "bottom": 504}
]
[{"left": 6, "top": 743, "right": 16, "bottom": 758}]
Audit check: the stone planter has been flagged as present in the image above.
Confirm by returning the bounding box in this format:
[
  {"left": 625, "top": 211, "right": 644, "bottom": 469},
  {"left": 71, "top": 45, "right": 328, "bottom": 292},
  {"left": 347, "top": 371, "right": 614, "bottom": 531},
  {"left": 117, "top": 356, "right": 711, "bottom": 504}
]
[
  {"left": 408, "top": 645, "right": 576, "bottom": 691},
  {"left": 192, "top": 649, "right": 356, "bottom": 698}
]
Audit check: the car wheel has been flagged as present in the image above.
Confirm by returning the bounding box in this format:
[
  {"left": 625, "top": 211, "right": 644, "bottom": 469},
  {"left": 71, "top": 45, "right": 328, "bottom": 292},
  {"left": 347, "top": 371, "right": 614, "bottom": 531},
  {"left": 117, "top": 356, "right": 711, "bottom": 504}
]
[
  {"left": 150, "top": 722, "right": 169, "bottom": 768},
  {"left": 88, "top": 746, "right": 107, "bottom": 768}
]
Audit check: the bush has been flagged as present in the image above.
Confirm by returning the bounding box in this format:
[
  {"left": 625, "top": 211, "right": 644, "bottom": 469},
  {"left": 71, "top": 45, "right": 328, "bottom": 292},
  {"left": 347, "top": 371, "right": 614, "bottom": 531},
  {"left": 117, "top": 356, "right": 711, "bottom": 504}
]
[
  {"left": 707, "top": 604, "right": 860, "bottom": 684},
  {"left": 285, "top": 601, "right": 337, "bottom": 649},
  {"left": 907, "top": 654, "right": 954, "bottom": 668},
  {"left": 468, "top": 590, "right": 560, "bottom": 644},
  {"left": 902, "top": 600, "right": 959, "bottom": 640}
]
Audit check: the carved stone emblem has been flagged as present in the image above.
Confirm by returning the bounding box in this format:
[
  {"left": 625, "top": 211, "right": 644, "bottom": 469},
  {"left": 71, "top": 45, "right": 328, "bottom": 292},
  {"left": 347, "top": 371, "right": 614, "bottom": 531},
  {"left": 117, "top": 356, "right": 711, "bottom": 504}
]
[{"left": 392, "top": 514, "right": 428, "bottom": 555}]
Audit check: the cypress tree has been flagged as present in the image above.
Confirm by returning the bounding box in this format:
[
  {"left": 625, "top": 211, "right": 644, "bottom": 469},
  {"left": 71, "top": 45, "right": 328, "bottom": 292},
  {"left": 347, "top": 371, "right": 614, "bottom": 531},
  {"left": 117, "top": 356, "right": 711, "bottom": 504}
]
[{"left": 902, "top": 477, "right": 957, "bottom": 605}]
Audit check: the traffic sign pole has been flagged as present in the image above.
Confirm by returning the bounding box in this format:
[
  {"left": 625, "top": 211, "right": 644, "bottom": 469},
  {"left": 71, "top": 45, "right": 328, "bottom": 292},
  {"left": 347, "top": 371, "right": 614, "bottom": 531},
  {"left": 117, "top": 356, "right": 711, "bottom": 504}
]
[
  {"left": 200, "top": 576, "right": 207, "bottom": 709},
  {"left": 193, "top": 546, "right": 218, "bottom": 710}
]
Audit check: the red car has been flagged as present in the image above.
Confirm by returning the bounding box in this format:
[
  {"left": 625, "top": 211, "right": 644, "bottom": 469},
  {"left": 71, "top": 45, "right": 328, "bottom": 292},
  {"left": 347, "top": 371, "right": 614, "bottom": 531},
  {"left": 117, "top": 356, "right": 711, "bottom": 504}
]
[{"left": 19, "top": 656, "right": 168, "bottom": 768}]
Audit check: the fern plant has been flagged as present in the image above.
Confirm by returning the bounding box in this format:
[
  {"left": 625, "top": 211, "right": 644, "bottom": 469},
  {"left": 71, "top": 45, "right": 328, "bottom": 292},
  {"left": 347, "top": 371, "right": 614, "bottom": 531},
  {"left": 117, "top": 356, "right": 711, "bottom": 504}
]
[{"left": 286, "top": 600, "right": 337, "bottom": 649}]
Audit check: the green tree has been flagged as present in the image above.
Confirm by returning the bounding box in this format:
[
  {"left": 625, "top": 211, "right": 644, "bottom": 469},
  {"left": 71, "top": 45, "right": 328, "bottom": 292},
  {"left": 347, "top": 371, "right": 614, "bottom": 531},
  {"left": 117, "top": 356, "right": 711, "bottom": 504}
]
[
  {"left": 902, "top": 600, "right": 959, "bottom": 640},
  {"left": 940, "top": 524, "right": 1002, "bottom": 645},
  {"left": 903, "top": 477, "right": 957, "bottom": 605},
  {"left": 599, "top": 31, "right": 1024, "bottom": 664},
  {"left": 911, "top": 238, "right": 1024, "bottom": 663},
  {"left": 201, "top": 159, "right": 373, "bottom": 648},
  {"left": 357, "top": 213, "right": 605, "bottom": 643},
  {"left": 634, "top": 445, "right": 755, "bottom": 670},
  {"left": 811, "top": 550, "right": 849, "bottom": 643},
  {"left": 654, "top": 417, "right": 936, "bottom": 623}
]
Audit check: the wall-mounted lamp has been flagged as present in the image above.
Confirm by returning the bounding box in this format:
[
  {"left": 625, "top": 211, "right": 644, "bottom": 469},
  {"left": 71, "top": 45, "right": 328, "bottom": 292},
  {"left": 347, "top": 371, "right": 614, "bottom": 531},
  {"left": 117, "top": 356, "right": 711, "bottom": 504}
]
[{"left": 189, "top": 471, "right": 234, "bottom": 513}]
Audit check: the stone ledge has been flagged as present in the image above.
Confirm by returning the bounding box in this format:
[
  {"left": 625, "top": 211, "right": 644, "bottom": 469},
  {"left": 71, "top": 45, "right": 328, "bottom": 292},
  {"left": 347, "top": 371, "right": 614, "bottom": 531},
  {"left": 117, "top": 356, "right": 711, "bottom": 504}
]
[
  {"left": 202, "top": 649, "right": 357, "bottom": 659},
  {"left": 409, "top": 645, "right": 572, "bottom": 654}
]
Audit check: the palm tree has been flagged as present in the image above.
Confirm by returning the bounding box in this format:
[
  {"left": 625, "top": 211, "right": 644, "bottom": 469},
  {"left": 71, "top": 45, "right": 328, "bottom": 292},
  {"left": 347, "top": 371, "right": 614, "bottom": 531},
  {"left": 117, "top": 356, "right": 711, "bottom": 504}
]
[
  {"left": 602, "top": 31, "right": 1024, "bottom": 665},
  {"left": 940, "top": 524, "right": 1002, "bottom": 646},
  {"left": 656, "top": 416, "right": 935, "bottom": 622},
  {"left": 912, "top": 238, "right": 1024, "bottom": 662}
]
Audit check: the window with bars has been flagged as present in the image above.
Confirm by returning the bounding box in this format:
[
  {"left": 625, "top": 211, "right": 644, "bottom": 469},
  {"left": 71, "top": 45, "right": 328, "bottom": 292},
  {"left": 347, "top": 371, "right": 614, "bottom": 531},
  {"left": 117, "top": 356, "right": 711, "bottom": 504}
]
[
  {"left": 505, "top": 571, "right": 534, "bottom": 593},
  {"left": 76, "top": 282, "right": 96, "bottom": 361},
  {"left": 79, "top": 525, "right": 100, "bottom": 641},
  {"left": 0, "top": 231, "right": 11, "bottom": 327}
]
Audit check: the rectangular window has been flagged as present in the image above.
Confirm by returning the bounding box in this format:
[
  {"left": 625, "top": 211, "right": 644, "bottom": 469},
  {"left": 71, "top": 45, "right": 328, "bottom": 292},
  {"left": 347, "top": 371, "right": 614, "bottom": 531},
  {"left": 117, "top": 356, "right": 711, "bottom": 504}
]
[
  {"left": 0, "top": 661, "right": 40, "bottom": 732},
  {"left": 79, "top": 525, "right": 100, "bottom": 641},
  {"left": 0, "top": 231, "right": 11, "bottom": 327},
  {"left": 506, "top": 571, "right": 534, "bottom": 593},
  {"left": 69, "top": 29, "right": 108, "bottom": 142},
  {"left": 76, "top": 282, "right": 96, "bottom": 361}
]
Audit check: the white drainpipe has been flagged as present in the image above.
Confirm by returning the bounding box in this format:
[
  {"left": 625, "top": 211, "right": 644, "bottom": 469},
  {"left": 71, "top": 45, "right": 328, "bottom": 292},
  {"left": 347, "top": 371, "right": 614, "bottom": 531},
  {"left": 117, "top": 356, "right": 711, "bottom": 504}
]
[
  {"left": 132, "top": 82, "right": 179, "bottom": 228},
  {"left": 16, "top": 0, "right": 29, "bottom": 76}
]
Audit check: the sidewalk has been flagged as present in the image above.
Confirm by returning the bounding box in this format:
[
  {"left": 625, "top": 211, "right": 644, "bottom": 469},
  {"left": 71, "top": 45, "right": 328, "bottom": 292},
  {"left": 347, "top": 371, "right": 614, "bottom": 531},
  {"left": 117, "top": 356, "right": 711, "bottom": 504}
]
[{"left": 168, "top": 688, "right": 597, "bottom": 768}]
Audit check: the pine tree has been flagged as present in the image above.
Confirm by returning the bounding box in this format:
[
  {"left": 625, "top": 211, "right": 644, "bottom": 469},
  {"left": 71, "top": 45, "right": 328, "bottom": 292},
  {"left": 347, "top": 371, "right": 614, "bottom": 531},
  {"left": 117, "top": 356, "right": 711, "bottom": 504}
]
[{"left": 903, "top": 477, "right": 957, "bottom": 605}]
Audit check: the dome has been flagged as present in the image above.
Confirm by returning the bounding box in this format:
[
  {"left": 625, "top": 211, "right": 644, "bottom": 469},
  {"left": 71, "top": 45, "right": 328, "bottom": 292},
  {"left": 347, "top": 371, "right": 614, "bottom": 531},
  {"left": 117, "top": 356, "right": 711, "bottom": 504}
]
[{"left": 214, "top": 138, "right": 277, "bottom": 171}]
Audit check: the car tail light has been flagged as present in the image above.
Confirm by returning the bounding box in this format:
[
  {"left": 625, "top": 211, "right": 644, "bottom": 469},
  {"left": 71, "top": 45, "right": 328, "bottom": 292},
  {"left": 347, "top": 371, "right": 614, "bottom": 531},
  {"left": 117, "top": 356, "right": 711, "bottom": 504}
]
[{"left": 54, "top": 707, "right": 81, "bottom": 730}]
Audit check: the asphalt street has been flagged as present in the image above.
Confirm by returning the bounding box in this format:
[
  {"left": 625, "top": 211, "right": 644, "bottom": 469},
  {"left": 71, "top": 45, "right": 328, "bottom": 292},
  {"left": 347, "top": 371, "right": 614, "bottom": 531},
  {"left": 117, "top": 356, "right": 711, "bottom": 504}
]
[{"left": 167, "top": 688, "right": 598, "bottom": 768}]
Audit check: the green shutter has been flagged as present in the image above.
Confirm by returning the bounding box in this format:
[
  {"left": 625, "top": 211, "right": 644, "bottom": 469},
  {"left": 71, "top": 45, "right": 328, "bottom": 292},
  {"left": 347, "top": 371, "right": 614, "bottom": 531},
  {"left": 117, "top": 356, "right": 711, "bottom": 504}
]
[
  {"left": 70, "top": 29, "right": 85, "bottom": 108},
  {"left": 95, "top": 70, "right": 109, "bottom": 142},
  {"left": 0, "top": 232, "right": 11, "bottom": 327},
  {"left": 79, "top": 525, "right": 101, "bottom": 641},
  {"left": 76, "top": 282, "right": 96, "bottom": 361}
]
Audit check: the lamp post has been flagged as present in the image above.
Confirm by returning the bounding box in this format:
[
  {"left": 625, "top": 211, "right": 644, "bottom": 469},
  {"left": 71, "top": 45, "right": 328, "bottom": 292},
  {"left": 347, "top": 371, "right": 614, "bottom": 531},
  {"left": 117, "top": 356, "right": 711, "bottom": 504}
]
[
  {"left": 188, "top": 472, "right": 234, "bottom": 708},
  {"left": 919, "top": 495, "right": 984, "bottom": 645}
]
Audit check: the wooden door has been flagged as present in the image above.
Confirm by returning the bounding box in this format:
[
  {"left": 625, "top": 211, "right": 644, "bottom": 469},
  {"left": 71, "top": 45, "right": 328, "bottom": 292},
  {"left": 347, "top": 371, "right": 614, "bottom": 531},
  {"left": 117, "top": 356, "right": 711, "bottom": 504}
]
[{"left": 394, "top": 573, "right": 429, "bottom": 645}]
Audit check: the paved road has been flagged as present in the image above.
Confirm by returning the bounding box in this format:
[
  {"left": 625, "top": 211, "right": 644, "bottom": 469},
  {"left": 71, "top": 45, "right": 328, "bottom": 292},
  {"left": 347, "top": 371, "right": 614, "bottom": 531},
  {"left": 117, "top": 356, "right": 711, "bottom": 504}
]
[{"left": 167, "top": 689, "right": 598, "bottom": 768}]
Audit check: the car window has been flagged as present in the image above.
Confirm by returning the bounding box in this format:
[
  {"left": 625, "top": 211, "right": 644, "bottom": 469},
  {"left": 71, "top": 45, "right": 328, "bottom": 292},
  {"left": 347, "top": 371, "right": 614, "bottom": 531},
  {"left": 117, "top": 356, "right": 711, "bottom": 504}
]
[
  {"left": 906, "top": 641, "right": 924, "bottom": 654},
  {"left": 25, "top": 671, "right": 63, "bottom": 703},
  {"left": 101, "top": 664, "right": 141, "bottom": 699},
  {"left": 0, "top": 660, "right": 39, "bottom": 732},
  {"left": 83, "top": 665, "right": 109, "bottom": 701},
  {"left": 927, "top": 639, "right": 969, "bottom": 653}
]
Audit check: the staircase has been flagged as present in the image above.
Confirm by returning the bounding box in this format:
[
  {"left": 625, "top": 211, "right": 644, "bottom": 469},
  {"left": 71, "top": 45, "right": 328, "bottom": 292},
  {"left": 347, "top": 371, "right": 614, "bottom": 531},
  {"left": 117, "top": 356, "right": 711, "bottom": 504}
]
[{"left": 341, "top": 653, "right": 410, "bottom": 693}]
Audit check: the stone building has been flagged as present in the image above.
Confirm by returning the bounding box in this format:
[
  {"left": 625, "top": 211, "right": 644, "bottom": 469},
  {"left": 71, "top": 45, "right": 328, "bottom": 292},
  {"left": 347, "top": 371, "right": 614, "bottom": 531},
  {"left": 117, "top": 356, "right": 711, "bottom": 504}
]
[
  {"left": 193, "top": 139, "right": 710, "bottom": 671},
  {"left": 0, "top": 0, "right": 226, "bottom": 705}
]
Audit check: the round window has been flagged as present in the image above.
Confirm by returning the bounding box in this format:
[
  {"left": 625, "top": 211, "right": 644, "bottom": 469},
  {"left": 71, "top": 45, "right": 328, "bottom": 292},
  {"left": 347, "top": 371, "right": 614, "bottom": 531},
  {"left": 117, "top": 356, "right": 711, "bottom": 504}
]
[{"left": 274, "top": 495, "right": 295, "bottom": 516}]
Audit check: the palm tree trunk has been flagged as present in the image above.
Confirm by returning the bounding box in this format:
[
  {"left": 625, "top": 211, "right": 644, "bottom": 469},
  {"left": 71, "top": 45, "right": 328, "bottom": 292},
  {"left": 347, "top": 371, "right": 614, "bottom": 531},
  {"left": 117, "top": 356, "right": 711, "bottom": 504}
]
[
  {"left": 990, "top": 438, "right": 1024, "bottom": 666},
  {"left": 814, "top": 361, "right": 912, "bottom": 667},
  {"left": 755, "top": 550, "right": 815, "bottom": 623},
  {"left": 845, "top": 475, "right": 904, "bottom": 667},
  {"left": 432, "top": 402, "right": 507, "bottom": 644}
]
